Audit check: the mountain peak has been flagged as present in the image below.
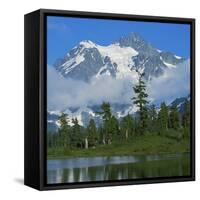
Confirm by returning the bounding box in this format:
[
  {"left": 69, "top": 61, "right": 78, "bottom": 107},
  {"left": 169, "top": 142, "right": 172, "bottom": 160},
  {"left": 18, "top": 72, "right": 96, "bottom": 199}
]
[
  {"left": 118, "top": 32, "right": 145, "bottom": 45},
  {"left": 128, "top": 32, "right": 145, "bottom": 41},
  {"left": 79, "top": 40, "right": 96, "bottom": 48},
  {"left": 117, "top": 32, "right": 156, "bottom": 55},
  {"left": 54, "top": 32, "right": 187, "bottom": 82},
  {"left": 118, "top": 32, "right": 144, "bottom": 42}
]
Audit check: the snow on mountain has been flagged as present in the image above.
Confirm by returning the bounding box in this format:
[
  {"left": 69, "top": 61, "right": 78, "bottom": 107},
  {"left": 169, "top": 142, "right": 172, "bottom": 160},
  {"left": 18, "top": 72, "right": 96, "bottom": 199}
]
[
  {"left": 47, "top": 94, "right": 189, "bottom": 132},
  {"left": 55, "top": 40, "right": 139, "bottom": 81},
  {"left": 169, "top": 95, "right": 190, "bottom": 113},
  {"left": 174, "top": 55, "right": 182, "bottom": 59},
  {"left": 162, "top": 61, "right": 176, "bottom": 69},
  {"left": 54, "top": 33, "right": 185, "bottom": 82},
  {"left": 48, "top": 110, "right": 62, "bottom": 116},
  {"left": 96, "top": 43, "right": 138, "bottom": 79},
  {"left": 47, "top": 102, "right": 139, "bottom": 132},
  {"left": 156, "top": 49, "right": 162, "bottom": 53},
  {"left": 48, "top": 33, "right": 189, "bottom": 131},
  {"left": 61, "top": 54, "right": 85, "bottom": 74},
  {"left": 79, "top": 40, "right": 96, "bottom": 48}
]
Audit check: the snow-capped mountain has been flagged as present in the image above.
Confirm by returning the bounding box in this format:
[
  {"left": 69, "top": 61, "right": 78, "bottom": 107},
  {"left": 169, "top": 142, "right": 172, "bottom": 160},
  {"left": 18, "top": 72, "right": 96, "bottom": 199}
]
[
  {"left": 47, "top": 103, "right": 138, "bottom": 132},
  {"left": 169, "top": 95, "right": 190, "bottom": 113},
  {"left": 48, "top": 32, "right": 189, "bottom": 131},
  {"left": 54, "top": 32, "right": 185, "bottom": 81},
  {"left": 47, "top": 95, "right": 190, "bottom": 132}
]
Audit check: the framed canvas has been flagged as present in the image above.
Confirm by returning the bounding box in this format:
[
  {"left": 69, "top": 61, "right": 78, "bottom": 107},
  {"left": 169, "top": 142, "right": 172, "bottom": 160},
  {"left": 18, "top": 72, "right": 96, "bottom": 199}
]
[{"left": 24, "top": 9, "right": 195, "bottom": 190}]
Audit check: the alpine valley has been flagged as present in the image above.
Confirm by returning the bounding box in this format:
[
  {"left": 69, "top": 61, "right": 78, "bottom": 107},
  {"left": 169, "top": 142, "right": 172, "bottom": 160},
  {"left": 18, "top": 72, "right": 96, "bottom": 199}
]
[{"left": 47, "top": 32, "right": 190, "bottom": 132}]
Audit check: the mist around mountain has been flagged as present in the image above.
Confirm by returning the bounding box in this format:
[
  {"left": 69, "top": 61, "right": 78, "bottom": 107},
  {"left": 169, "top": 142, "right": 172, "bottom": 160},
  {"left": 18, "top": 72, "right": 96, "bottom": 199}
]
[{"left": 47, "top": 32, "right": 190, "bottom": 130}]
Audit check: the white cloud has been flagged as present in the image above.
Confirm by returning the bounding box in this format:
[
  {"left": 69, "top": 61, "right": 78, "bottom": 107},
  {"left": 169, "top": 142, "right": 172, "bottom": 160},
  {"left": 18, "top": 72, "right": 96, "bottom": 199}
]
[
  {"left": 47, "top": 65, "right": 135, "bottom": 110},
  {"left": 47, "top": 59, "right": 190, "bottom": 111},
  {"left": 147, "top": 59, "right": 190, "bottom": 105}
]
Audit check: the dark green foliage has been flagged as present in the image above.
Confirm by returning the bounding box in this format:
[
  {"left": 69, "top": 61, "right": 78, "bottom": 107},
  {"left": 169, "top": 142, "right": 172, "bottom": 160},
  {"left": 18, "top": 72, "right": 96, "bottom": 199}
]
[
  {"left": 71, "top": 118, "right": 84, "bottom": 148},
  {"left": 97, "top": 125, "right": 105, "bottom": 144},
  {"left": 109, "top": 116, "right": 120, "bottom": 137},
  {"left": 182, "top": 100, "right": 190, "bottom": 128},
  {"left": 58, "top": 113, "right": 71, "bottom": 148},
  {"left": 182, "top": 100, "right": 190, "bottom": 138},
  {"left": 97, "top": 102, "right": 113, "bottom": 144},
  {"left": 157, "top": 102, "right": 169, "bottom": 134},
  {"left": 147, "top": 104, "right": 157, "bottom": 133},
  {"left": 162, "top": 129, "right": 183, "bottom": 142},
  {"left": 132, "top": 71, "right": 149, "bottom": 134},
  {"left": 47, "top": 113, "right": 71, "bottom": 150},
  {"left": 169, "top": 105, "right": 180, "bottom": 130},
  {"left": 87, "top": 119, "right": 98, "bottom": 147},
  {"left": 120, "top": 114, "right": 135, "bottom": 139},
  {"left": 47, "top": 132, "right": 57, "bottom": 148},
  {"left": 97, "top": 102, "right": 112, "bottom": 121},
  {"left": 48, "top": 134, "right": 190, "bottom": 159},
  {"left": 149, "top": 104, "right": 157, "bottom": 121}
]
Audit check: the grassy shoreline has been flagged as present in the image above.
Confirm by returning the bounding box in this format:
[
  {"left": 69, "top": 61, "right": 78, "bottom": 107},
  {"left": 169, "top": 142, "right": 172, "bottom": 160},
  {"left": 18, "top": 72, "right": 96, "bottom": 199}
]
[
  {"left": 48, "top": 150, "right": 190, "bottom": 160},
  {"left": 47, "top": 135, "right": 190, "bottom": 160}
]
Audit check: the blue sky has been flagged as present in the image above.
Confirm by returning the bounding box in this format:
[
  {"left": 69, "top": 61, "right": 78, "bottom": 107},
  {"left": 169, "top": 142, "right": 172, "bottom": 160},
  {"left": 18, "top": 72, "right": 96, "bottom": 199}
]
[{"left": 47, "top": 16, "right": 190, "bottom": 65}]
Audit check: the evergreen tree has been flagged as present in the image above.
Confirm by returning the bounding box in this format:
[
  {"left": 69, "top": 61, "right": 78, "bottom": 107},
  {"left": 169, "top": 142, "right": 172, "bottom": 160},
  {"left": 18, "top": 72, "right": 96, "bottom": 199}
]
[
  {"left": 86, "top": 119, "right": 98, "bottom": 147},
  {"left": 71, "top": 118, "right": 83, "bottom": 148},
  {"left": 111, "top": 116, "right": 120, "bottom": 135},
  {"left": 149, "top": 104, "right": 157, "bottom": 122},
  {"left": 148, "top": 104, "right": 157, "bottom": 133},
  {"left": 120, "top": 114, "right": 134, "bottom": 139},
  {"left": 47, "top": 132, "right": 53, "bottom": 148},
  {"left": 98, "top": 125, "right": 105, "bottom": 144},
  {"left": 98, "top": 102, "right": 112, "bottom": 121},
  {"left": 169, "top": 105, "right": 180, "bottom": 130},
  {"left": 97, "top": 102, "right": 113, "bottom": 144},
  {"left": 182, "top": 100, "right": 190, "bottom": 128},
  {"left": 182, "top": 100, "right": 190, "bottom": 138},
  {"left": 132, "top": 71, "right": 149, "bottom": 134},
  {"left": 51, "top": 132, "right": 58, "bottom": 148},
  {"left": 58, "top": 113, "right": 71, "bottom": 148},
  {"left": 157, "top": 102, "right": 169, "bottom": 134}
]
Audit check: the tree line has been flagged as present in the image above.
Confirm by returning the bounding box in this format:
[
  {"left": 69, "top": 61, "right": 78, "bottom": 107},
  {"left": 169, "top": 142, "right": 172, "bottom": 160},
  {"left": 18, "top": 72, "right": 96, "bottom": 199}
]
[{"left": 47, "top": 72, "right": 190, "bottom": 150}]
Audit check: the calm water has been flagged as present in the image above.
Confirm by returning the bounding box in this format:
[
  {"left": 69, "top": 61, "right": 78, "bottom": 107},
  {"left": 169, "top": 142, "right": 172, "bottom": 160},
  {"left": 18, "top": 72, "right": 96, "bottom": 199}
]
[{"left": 47, "top": 153, "right": 190, "bottom": 184}]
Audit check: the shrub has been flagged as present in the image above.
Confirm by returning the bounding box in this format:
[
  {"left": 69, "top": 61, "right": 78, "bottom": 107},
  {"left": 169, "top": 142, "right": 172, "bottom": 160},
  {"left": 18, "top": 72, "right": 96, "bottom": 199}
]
[{"left": 163, "top": 129, "right": 183, "bottom": 141}]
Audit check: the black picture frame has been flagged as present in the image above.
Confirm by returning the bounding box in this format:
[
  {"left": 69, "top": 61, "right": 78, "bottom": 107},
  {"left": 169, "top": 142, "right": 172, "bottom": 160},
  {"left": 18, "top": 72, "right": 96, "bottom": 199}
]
[{"left": 24, "top": 9, "right": 195, "bottom": 191}]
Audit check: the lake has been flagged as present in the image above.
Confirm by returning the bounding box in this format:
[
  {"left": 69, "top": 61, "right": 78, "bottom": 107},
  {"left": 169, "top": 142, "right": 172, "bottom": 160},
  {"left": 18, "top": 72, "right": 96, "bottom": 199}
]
[{"left": 47, "top": 153, "right": 190, "bottom": 184}]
